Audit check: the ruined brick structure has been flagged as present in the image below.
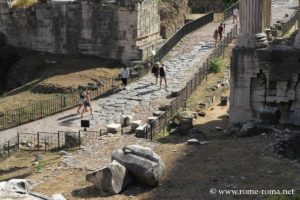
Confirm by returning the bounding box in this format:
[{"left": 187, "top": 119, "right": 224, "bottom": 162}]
[
  {"left": 230, "top": 0, "right": 300, "bottom": 126},
  {"left": 0, "top": 0, "right": 162, "bottom": 63}
]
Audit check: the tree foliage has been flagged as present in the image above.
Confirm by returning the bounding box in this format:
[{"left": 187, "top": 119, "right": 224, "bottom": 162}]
[{"left": 223, "top": 0, "right": 238, "bottom": 8}]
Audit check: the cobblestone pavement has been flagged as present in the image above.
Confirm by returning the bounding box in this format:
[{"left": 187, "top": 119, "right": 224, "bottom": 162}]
[
  {"left": 272, "top": 0, "right": 299, "bottom": 25},
  {"left": 0, "top": 0, "right": 298, "bottom": 144}
]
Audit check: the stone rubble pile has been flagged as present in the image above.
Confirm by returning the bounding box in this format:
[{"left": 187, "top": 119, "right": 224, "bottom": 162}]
[
  {"left": 86, "top": 145, "right": 166, "bottom": 194},
  {"left": 272, "top": 131, "right": 300, "bottom": 157},
  {"left": 0, "top": 179, "right": 65, "bottom": 200}
]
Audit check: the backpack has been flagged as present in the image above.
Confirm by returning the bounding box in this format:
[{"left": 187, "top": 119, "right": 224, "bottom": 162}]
[
  {"left": 151, "top": 66, "right": 156, "bottom": 74},
  {"left": 79, "top": 91, "right": 85, "bottom": 99},
  {"left": 213, "top": 29, "right": 218, "bottom": 38}
]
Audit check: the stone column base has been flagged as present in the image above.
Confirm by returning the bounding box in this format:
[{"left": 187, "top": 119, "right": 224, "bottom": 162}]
[{"left": 229, "top": 107, "right": 253, "bottom": 123}]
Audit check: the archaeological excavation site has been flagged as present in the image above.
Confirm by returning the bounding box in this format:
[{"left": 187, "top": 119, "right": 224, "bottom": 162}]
[{"left": 0, "top": 0, "right": 300, "bottom": 199}]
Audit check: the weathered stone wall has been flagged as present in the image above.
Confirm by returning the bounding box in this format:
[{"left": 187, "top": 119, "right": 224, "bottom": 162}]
[
  {"left": 158, "top": 0, "right": 189, "bottom": 39},
  {"left": 0, "top": 0, "right": 162, "bottom": 63},
  {"left": 230, "top": 47, "right": 300, "bottom": 125},
  {"left": 230, "top": 0, "right": 300, "bottom": 125},
  {"left": 294, "top": 0, "right": 300, "bottom": 48}
]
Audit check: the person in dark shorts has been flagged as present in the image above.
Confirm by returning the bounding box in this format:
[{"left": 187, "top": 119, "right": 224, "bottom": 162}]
[
  {"left": 218, "top": 23, "right": 224, "bottom": 41},
  {"left": 120, "top": 66, "right": 130, "bottom": 89},
  {"left": 233, "top": 8, "right": 239, "bottom": 24},
  {"left": 77, "top": 88, "right": 86, "bottom": 114},
  {"left": 213, "top": 28, "right": 219, "bottom": 47},
  {"left": 152, "top": 62, "right": 160, "bottom": 85},
  {"left": 159, "top": 64, "right": 167, "bottom": 89},
  {"left": 81, "top": 91, "right": 92, "bottom": 118}
]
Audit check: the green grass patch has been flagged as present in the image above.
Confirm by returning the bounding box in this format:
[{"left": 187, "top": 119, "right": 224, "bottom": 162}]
[{"left": 209, "top": 58, "right": 223, "bottom": 74}]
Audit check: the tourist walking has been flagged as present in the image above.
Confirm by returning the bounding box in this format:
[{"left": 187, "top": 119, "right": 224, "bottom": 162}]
[
  {"left": 120, "top": 66, "right": 130, "bottom": 89},
  {"left": 233, "top": 8, "right": 239, "bottom": 24},
  {"left": 81, "top": 90, "right": 92, "bottom": 118},
  {"left": 77, "top": 88, "right": 86, "bottom": 114},
  {"left": 159, "top": 64, "right": 167, "bottom": 89},
  {"left": 213, "top": 28, "right": 219, "bottom": 47},
  {"left": 152, "top": 62, "right": 160, "bottom": 85},
  {"left": 218, "top": 23, "right": 224, "bottom": 41}
]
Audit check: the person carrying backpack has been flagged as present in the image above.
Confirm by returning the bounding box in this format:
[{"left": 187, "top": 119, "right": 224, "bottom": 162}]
[
  {"left": 159, "top": 64, "right": 167, "bottom": 89},
  {"left": 152, "top": 62, "right": 160, "bottom": 85},
  {"left": 218, "top": 23, "right": 224, "bottom": 41}
]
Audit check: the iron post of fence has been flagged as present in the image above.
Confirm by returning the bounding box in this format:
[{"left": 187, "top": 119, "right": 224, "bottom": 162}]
[
  {"left": 7, "top": 141, "right": 9, "bottom": 156},
  {"left": 57, "top": 132, "right": 60, "bottom": 149},
  {"left": 78, "top": 131, "right": 81, "bottom": 150},
  {"left": 37, "top": 132, "right": 40, "bottom": 151}
]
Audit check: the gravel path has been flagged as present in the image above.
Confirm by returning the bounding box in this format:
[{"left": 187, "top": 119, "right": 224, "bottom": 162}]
[{"left": 0, "top": 0, "right": 298, "bottom": 144}]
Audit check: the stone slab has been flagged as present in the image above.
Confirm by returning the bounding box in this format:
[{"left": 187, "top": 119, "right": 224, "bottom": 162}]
[{"left": 106, "top": 123, "right": 121, "bottom": 133}]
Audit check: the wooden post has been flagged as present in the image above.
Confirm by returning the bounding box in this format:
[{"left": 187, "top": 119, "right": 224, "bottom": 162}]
[
  {"left": 7, "top": 141, "right": 10, "bottom": 157},
  {"left": 57, "top": 132, "right": 60, "bottom": 149},
  {"left": 78, "top": 131, "right": 81, "bottom": 150},
  {"left": 40, "top": 102, "right": 43, "bottom": 118},
  {"left": 17, "top": 132, "right": 20, "bottom": 149},
  {"left": 18, "top": 109, "right": 21, "bottom": 125},
  {"left": 37, "top": 132, "right": 40, "bottom": 151}
]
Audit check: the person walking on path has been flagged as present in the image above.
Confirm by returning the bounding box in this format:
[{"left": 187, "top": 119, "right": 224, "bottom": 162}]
[
  {"left": 81, "top": 90, "right": 92, "bottom": 118},
  {"left": 218, "top": 23, "right": 224, "bottom": 41},
  {"left": 152, "top": 62, "right": 160, "bottom": 85},
  {"left": 213, "top": 28, "right": 219, "bottom": 47},
  {"left": 233, "top": 8, "right": 239, "bottom": 24},
  {"left": 77, "top": 88, "right": 86, "bottom": 114},
  {"left": 120, "top": 66, "right": 130, "bottom": 89},
  {"left": 159, "top": 64, "right": 167, "bottom": 89}
]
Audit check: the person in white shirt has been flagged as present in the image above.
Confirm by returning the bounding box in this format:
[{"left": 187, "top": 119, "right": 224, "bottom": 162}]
[
  {"left": 233, "top": 8, "right": 239, "bottom": 24},
  {"left": 120, "top": 66, "right": 130, "bottom": 89}
]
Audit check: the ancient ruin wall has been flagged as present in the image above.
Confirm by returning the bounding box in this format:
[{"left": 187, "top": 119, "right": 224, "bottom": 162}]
[
  {"left": 230, "top": 0, "right": 300, "bottom": 125},
  {"left": 230, "top": 47, "right": 300, "bottom": 125},
  {"left": 0, "top": 0, "right": 162, "bottom": 63}
]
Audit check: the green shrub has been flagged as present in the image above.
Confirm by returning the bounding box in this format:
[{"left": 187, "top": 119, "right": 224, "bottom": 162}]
[{"left": 209, "top": 58, "right": 222, "bottom": 74}]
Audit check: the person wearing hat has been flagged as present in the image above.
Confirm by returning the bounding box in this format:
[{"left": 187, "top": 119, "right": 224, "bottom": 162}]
[{"left": 151, "top": 62, "right": 160, "bottom": 85}]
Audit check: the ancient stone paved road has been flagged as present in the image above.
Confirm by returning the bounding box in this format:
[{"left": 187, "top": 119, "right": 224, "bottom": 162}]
[{"left": 0, "top": 0, "right": 297, "bottom": 144}]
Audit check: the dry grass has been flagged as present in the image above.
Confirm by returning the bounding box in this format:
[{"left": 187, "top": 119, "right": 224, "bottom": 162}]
[
  {"left": 187, "top": 43, "right": 233, "bottom": 110},
  {"left": 186, "top": 14, "right": 205, "bottom": 20},
  {"left": 0, "top": 51, "right": 121, "bottom": 112},
  {"left": 0, "top": 91, "right": 58, "bottom": 113},
  {"left": 10, "top": 0, "right": 38, "bottom": 8},
  {"left": 0, "top": 151, "right": 60, "bottom": 182}
]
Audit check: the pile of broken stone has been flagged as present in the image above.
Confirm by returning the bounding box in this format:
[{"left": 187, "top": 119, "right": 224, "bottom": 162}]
[
  {"left": 0, "top": 179, "right": 65, "bottom": 200},
  {"left": 86, "top": 144, "right": 166, "bottom": 194}
]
